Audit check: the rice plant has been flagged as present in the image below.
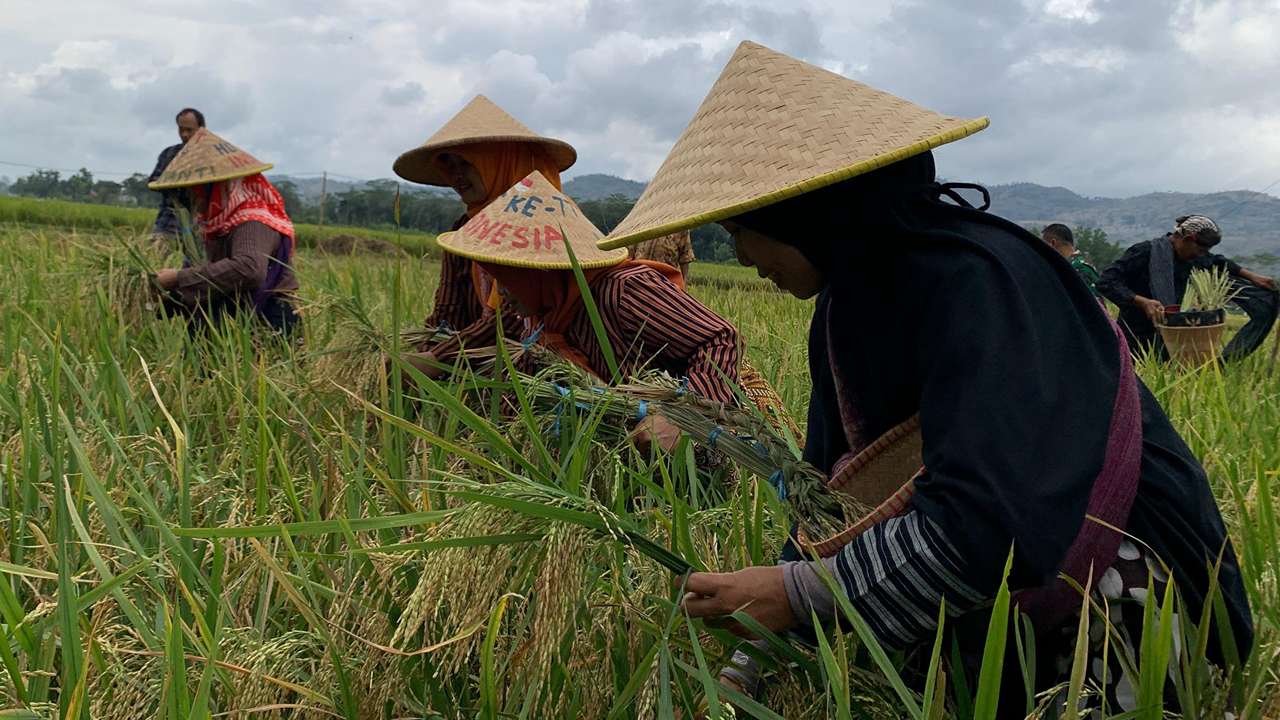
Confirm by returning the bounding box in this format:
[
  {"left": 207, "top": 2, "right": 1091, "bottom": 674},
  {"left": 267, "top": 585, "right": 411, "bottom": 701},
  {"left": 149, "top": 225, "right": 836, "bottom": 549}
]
[{"left": 0, "top": 220, "right": 1274, "bottom": 719}]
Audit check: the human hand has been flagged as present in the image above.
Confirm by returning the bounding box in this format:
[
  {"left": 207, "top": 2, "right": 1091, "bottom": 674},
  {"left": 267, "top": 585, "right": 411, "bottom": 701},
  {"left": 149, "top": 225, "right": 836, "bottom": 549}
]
[
  {"left": 1136, "top": 296, "right": 1165, "bottom": 324},
  {"left": 678, "top": 566, "right": 795, "bottom": 638},
  {"left": 1246, "top": 272, "right": 1276, "bottom": 291},
  {"left": 154, "top": 268, "right": 180, "bottom": 290},
  {"left": 632, "top": 413, "right": 683, "bottom": 454},
  {"left": 393, "top": 351, "right": 447, "bottom": 388}
]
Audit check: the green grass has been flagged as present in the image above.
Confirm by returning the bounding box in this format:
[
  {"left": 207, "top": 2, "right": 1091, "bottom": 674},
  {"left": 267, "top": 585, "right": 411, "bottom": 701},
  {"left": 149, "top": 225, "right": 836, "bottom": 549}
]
[
  {"left": 0, "top": 195, "right": 440, "bottom": 257},
  {"left": 0, "top": 218, "right": 1275, "bottom": 719}
]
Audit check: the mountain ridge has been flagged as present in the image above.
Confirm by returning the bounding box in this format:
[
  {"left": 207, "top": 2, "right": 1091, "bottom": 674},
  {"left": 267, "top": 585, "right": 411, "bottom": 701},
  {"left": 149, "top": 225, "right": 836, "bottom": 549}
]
[{"left": 272, "top": 172, "right": 1279, "bottom": 256}]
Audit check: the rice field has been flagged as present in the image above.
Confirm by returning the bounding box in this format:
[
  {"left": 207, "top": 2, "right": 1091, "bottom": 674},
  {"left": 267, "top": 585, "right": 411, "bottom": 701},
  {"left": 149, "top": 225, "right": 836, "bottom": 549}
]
[{"left": 0, "top": 219, "right": 1276, "bottom": 719}]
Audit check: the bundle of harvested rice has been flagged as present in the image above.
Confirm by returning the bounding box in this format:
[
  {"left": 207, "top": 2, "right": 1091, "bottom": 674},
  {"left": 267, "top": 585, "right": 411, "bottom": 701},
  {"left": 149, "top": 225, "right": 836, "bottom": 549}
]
[
  {"left": 78, "top": 238, "right": 166, "bottom": 324},
  {"left": 519, "top": 365, "right": 868, "bottom": 540}
]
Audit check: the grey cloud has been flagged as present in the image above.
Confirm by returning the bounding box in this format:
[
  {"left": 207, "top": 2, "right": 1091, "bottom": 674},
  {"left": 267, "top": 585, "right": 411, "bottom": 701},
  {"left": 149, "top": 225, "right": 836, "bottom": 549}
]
[
  {"left": 132, "top": 66, "right": 254, "bottom": 131},
  {"left": 381, "top": 80, "right": 426, "bottom": 107},
  {"left": 6, "top": 1, "right": 1279, "bottom": 197}
]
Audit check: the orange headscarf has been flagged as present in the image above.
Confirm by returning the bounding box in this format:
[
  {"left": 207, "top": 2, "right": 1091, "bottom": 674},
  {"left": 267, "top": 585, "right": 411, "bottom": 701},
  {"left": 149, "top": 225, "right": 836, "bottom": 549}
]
[
  {"left": 452, "top": 142, "right": 564, "bottom": 304},
  {"left": 454, "top": 142, "right": 563, "bottom": 216}
]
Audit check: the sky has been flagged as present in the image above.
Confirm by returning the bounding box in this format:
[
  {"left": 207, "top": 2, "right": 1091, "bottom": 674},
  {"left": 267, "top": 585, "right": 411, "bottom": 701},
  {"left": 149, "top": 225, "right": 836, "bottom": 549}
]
[{"left": 2, "top": 0, "right": 1279, "bottom": 198}]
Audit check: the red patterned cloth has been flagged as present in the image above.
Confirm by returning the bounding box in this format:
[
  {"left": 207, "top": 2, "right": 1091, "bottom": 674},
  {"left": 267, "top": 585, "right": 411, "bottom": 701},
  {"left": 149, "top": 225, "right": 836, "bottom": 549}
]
[{"left": 200, "top": 174, "right": 295, "bottom": 245}]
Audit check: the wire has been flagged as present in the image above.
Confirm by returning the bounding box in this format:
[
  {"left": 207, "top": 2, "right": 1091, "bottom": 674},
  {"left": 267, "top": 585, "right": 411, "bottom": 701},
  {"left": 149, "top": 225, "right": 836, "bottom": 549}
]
[
  {"left": 0, "top": 159, "right": 378, "bottom": 184},
  {"left": 0, "top": 159, "right": 136, "bottom": 177},
  {"left": 1215, "top": 175, "right": 1280, "bottom": 221}
]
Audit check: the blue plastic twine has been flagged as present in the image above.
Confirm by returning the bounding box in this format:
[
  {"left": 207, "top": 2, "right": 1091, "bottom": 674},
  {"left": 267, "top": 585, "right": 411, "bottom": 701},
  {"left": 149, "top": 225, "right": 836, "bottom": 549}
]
[
  {"left": 768, "top": 469, "right": 788, "bottom": 500},
  {"left": 675, "top": 377, "right": 689, "bottom": 397},
  {"left": 635, "top": 400, "right": 649, "bottom": 423},
  {"left": 707, "top": 427, "right": 724, "bottom": 448},
  {"left": 522, "top": 324, "right": 545, "bottom": 350}
]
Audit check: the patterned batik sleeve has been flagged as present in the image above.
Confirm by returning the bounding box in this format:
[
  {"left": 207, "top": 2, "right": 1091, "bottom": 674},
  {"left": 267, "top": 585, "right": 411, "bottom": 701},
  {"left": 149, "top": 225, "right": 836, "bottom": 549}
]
[{"left": 678, "top": 232, "right": 696, "bottom": 265}]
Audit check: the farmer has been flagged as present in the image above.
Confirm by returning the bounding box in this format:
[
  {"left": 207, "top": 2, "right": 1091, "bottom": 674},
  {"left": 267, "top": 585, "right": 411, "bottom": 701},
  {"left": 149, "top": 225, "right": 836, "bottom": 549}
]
[
  {"left": 148, "top": 128, "right": 300, "bottom": 336},
  {"left": 432, "top": 170, "right": 741, "bottom": 453},
  {"left": 1041, "top": 223, "right": 1100, "bottom": 297},
  {"left": 1096, "top": 215, "right": 1278, "bottom": 360},
  {"left": 147, "top": 107, "right": 205, "bottom": 241},
  {"left": 392, "top": 95, "right": 577, "bottom": 365},
  {"left": 628, "top": 229, "right": 696, "bottom": 284},
  {"left": 600, "top": 42, "right": 1252, "bottom": 713}
]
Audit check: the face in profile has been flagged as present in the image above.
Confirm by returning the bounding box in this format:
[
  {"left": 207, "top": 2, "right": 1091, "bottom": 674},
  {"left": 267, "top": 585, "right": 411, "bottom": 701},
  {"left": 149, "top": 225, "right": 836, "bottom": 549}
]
[
  {"left": 1173, "top": 232, "right": 1215, "bottom": 262},
  {"left": 436, "top": 152, "right": 488, "bottom": 206},
  {"left": 177, "top": 112, "right": 201, "bottom": 144},
  {"left": 720, "top": 220, "right": 825, "bottom": 299}
]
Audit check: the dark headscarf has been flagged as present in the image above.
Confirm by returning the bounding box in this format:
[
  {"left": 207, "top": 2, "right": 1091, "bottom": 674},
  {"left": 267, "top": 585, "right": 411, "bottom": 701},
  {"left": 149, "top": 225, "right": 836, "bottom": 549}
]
[{"left": 733, "top": 152, "right": 1004, "bottom": 269}]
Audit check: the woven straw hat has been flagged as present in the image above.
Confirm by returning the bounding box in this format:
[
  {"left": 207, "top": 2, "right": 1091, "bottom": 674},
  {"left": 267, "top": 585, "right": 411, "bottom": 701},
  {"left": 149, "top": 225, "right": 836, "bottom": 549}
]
[
  {"left": 599, "top": 41, "right": 989, "bottom": 250},
  {"left": 436, "top": 171, "right": 628, "bottom": 270},
  {"left": 147, "top": 128, "right": 272, "bottom": 190},
  {"left": 393, "top": 95, "right": 577, "bottom": 185}
]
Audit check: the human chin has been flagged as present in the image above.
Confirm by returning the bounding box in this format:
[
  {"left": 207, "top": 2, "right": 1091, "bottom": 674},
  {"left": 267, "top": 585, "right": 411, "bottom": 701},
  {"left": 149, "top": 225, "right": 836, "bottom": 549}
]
[{"left": 788, "top": 282, "right": 822, "bottom": 300}]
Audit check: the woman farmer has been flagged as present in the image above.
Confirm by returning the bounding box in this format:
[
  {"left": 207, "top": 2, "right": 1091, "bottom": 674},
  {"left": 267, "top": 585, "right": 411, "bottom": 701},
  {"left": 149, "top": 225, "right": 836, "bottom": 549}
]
[
  {"left": 1096, "top": 215, "right": 1278, "bottom": 361},
  {"left": 434, "top": 170, "right": 742, "bottom": 452},
  {"left": 600, "top": 42, "right": 1251, "bottom": 711},
  {"left": 148, "top": 128, "right": 300, "bottom": 336},
  {"left": 392, "top": 95, "right": 577, "bottom": 368}
]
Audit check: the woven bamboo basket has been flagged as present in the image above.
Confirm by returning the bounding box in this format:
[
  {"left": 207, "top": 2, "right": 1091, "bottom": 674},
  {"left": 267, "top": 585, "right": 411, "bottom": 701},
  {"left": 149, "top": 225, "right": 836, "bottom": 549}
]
[
  {"left": 800, "top": 416, "right": 923, "bottom": 557},
  {"left": 1158, "top": 322, "right": 1225, "bottom": 367}
]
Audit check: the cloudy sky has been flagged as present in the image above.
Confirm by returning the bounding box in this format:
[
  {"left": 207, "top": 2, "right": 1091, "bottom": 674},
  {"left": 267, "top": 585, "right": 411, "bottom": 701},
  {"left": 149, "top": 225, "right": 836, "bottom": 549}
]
[{"left": 2, "top": 0, "right": 1278, "bottom": 198}]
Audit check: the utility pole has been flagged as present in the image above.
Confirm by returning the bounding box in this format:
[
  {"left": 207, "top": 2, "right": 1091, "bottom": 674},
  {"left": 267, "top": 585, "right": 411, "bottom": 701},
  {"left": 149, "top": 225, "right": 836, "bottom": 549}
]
[{"left": 317, "top": 171, "right": 327, "bottom": 225}]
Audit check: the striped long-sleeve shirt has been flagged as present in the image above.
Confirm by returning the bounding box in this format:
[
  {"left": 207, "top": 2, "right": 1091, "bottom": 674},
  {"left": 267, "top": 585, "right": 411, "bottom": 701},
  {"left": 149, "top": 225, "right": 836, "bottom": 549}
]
[
  {"left": 722, "top": 510, "right": 983, "bottom": 694},
  {"left": 425, "top": 217, "right": 487, "bottom": 332},
  {"left": 545, "top": 263, "right": 741, "bottom": 404},
  {"left": 422, "top": 215, "right": 521, "bottom": 356}
]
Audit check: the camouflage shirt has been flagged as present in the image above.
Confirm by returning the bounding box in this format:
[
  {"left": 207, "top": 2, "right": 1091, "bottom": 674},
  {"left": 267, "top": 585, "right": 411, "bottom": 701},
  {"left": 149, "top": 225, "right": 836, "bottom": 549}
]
[
  {"left": 1070, "top": 251, "right": 1101, "bottom": 297},
  {"left": 627, "top": 230, "right": 695, "bottom": 268}
]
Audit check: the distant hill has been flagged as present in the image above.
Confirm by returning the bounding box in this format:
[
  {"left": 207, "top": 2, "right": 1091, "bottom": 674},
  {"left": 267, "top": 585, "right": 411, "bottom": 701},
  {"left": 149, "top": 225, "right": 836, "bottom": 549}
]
[
  {"left": 988, "top": 183, "right": 1280, "bottom": 255},
  {"left": 562, "top": 173, "right": 647, "bottom": 201},
  {"left": 273, "top": 171, "right": 1280, "bottom": 258},
  {"left": 563, "top": 174, "right": 1278, "bottom": 255}
]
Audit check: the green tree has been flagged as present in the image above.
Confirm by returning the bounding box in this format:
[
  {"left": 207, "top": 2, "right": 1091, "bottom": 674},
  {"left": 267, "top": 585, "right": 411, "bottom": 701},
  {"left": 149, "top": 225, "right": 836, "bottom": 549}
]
[
  {"left": 691, "top": 223, "right": 734, "bottom": 263},
  {"left": 11, "top": 169, "right": 62, "bottom": 198},
  {"left": 274, "top": 180, "right": 308, "bottom": 222},
  {"left": 1074, "top": 226, "right": 1123, "bottom": 269},
  {"left": 121, "top": 173, "right": 160, "bottom": 208},
  {"left": 578, "top": 194, "right": 635, "bottom": 234},
  {"left": 63, "top": 168, "right": 95, "bottom": 202}
]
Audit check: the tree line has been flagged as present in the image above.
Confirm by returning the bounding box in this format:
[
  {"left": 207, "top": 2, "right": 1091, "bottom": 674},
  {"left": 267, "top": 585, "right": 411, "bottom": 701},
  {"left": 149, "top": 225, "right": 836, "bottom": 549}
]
[{"left": 21, "top": 167, "right": 1267, "bottom": 273}]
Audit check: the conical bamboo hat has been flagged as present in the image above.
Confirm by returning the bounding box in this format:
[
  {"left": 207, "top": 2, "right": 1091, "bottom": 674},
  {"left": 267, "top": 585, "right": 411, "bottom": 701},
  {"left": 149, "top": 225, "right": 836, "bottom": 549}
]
[
  {"left": 599, "top": 41, "right": 989, "bottom": 250},
  {"left": 147, "top": 128, "right": 273, "bottom": 189},
  {"left": 436, "top": 171, "right": 628, "bottom": 270},
  {"left": 394, "top": 95, "right": 577, "bottom": 185}
]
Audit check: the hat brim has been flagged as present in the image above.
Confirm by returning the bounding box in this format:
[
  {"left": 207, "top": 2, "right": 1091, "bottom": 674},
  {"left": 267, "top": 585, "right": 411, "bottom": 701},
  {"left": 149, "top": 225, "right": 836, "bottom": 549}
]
[
  {"left": 148, "top": 162, "right": 275, "bottom": 190},
  {"left": 436, "top": 230, "right": 628, "bottom": 270},
  {"left": 394, "top": 136, "right": 578, "bottom": 186},
  {"left": 598, "top": 118, "right": 988, "bottom": 250}
]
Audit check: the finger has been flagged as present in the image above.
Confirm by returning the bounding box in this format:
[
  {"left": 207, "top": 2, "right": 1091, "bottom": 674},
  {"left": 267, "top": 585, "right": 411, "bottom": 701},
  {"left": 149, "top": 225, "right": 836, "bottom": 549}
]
[
  {"left": 682, "top": 572, "right": 720, "bottom": 596},
  {"left": 681, "top": 594, "right": 725, "bottom": 618}
]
